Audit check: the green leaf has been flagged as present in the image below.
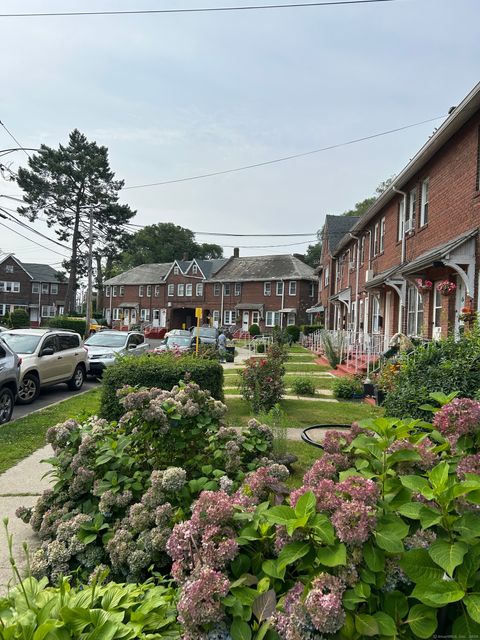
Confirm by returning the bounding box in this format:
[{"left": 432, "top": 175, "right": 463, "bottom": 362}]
[
  {"left": 428, "top": 539, "right": 468, "bottom": 577},
  {"left": 316, "top": 543, "right": 346, "bottom": 567},
  {"left": 310, "top": 514, "right": 335, "bottom": 545},
  {"left": 363, "top": 543, "right": 385, "bottom": 572},
  {"left": 264, "top": 506, "right": 296, "bottom": 527},
  {"left": 383, "top": 591, "right": 409, "bottom": 621},
  {"left": 252, "top": 590, "right": 276, "bottom": 622},
  {"left": 231, "top": 618, "right": 252, "bottom": 640},
  {"left": 261, "top": 560, "right": 285, "bottom": 581},
  {"left": 294, "top": 491, "right": 316, "bottom": 518},
  {"left": 400, "top": 549, "right": 445, "bottom": 584},
  {"left": 411, "top": 580, "right": 465, "bottom": 607},
  {"left": 464, "top": 595, "right": 480, "bottom": 624},
  {"left": 396, "top": 502, "right": 423, "bottom": 519},
  {"left": 419, "top": 506, "right": 442, "bottom": 529},
  {"left": 387, "top": 449, "right": 422, "bottom": 465},
  {"left": 372, "top": 612, "right": 396, "bottom": 636},
  {"left": 374, "top": 515, "right": 409, "bottom": 554},
  {"left": 452, "top": 612, "right": 480, "bottom": 638},
  {"left": 232, "top": 554, "right": 251, "bottom": 578},
  {"left": 354, "top": 614, "right": 379, "bottom": 636},
  {"left": 454, "top": 512, "right": 480, "bottom": 541},
  {"left": 428, "top": 461, "right": 450, "bottom": 492},
  {"left": 399, "top": 475, "right": 433, "bottom": 498},
  {"left": 277, "top": 541, "right": 311, "bottom": 569},
  {"left": 406, "top": 604, "right": 438, "bottom": 639}
]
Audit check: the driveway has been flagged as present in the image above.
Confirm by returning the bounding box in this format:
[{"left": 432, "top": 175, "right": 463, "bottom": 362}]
[{"left": 11, "top": 379, "right": 100, "bottom": 421}]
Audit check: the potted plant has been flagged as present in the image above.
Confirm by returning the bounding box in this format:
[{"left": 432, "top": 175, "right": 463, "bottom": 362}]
[
  {"left": 415, "top": 277, "right": 433, "bottom": 294},
  {"left": 436, "top": 279, "right": 456, "bottom": 296}
]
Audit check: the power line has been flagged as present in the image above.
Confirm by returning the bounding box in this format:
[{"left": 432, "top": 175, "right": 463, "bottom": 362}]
[
  {"left": 0, "top": 205, "right": 72, "bottom": 250},
  {"left": 0, "top": 1, "right": 398, "bottom": 19},
  {"left": 222, "top": 239, "right": 317, "bottom": 248},
  {"left": 124, "top": 222, "right": 316, "bottom": 236},
  {"left": 0, "top": 221, "right": 70, "bottom": 258},
  {"left": 124, "top": 115, "right": 446, "bottom": 190},
  {"left": 0, "top": 121, "right": 29, "bottom": 158}
]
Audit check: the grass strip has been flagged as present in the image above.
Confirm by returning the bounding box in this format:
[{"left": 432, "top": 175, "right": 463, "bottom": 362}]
[{"left": 0, "top": 389, "right": 101, "bottom": 474}]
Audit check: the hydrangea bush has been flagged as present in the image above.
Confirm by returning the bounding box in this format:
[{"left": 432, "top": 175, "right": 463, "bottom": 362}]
[{"left": 239, "top": 344, "right": 287, "bottom": 413}]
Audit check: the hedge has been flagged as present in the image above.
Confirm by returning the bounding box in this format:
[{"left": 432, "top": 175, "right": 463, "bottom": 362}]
[
  {"left": 44, "top": 316, "right": 87, "bottom": 335},
  {"left": 100, "top": 353, "right": 224, "bottom": 420}
]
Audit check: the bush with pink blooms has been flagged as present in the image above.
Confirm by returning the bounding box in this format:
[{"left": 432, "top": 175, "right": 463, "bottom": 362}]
[{"left": 239, "top": 344, "right": 287, "bottom": 413}]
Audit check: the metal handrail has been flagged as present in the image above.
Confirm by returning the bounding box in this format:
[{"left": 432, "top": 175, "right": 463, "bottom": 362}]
[{"left": 301, "top": 424, "right": 352, "bottom": 449}]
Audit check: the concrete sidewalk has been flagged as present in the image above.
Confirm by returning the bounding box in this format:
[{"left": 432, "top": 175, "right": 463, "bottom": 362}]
[{"left": 0, "top": 445, "right": 52, "bottom": 593}]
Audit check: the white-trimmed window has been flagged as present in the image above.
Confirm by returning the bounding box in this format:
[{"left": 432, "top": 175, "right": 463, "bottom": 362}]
[
  {"left": 146, "top": 285, "right": 152, "bottom": 297},
  {"left": 223, "top": 283, "right": 231, "bottom": 295},
  {"left": 397, "top": 199, "right": 405, "bottom": 241},
  {"left": 3, "top": 281, "right": 20, "bottom": 293},
  {"left": 139, "top": 285, "right": 144, "bottom": 297},
  {"left": 168, "top": 284, "right": 174, "bottom": 296},
  {"left": 212, "top": 310, "right": 220, "bottom": 325},
  {"left": 373, "top": 222, "right": 379, "bottom": 256},
  {"left": 0, "top": 304, "right": 7, "bottom": 316},
  {"left": 50, "top": 283, "right": 58, "bottom": 295},
  {"left": 407, "top": 285, "right": 424, "bottom": 336},
  {"left": 379, "top": 217, "right": 386, "bottom": 253},
  {"left": 214, "top": 283, "right": 221, "bottom": 296},
  {"left": 154, "top": 285, "right": 160, "bottom": 297},
  {"left": 41, "top": 305, "right": 56, "bottom": 318},
  {"left": 420, "top": 178, "right": 429, "bottom": 227},
  {"left": 406, "top": 188, "right": 416, "bottom": 232},
  {"left": 112, "top": 286, "right": 117, "bottom": 297},
  {"left": 234, "top": 282, "right": 241, "bottom": 296},
  {"left": 42, "top": 283, "right": 49, "bottom": 294},
  {"left": 265, "top": 311, "right": 280, "bottom": 327},
  {"left": 288, "top": 281, "right": 297, "bottom": 296},
  {"left": 5, "top": 265, "right": 13, "bottom": 274},
  {"left": 276, "top": 281, "right": 284, "bottom": 296},
  {"left": 264, "top": 282, "right": 271, "bottom": 296},
  {"left": 192, "top": 264, "right": 198, "bottom": 275},
  {"left": 185, "top": 283, "right": 193, "bottom": 296},
  {"left": 119, "top": 286, "right": 124, "bottom": 296},
  {"left": 174, "top": 266, "right": 179, "bottom": 275},
  {"left": 434, "top": 286, "right": 442, "bottom": 329},
  {"left": 177, "top": 284, "right": 185, "bottom": 296},
  {"left": 324, "top": 267, "right": 329, "bottom": 287},
  {"left": 287, "top": 312, "right": 295, "bottom": 326},
  {"left": 112, "top": 308, "right": 120, "bottom": 321},
  {"left": 224, "top": 310, "right": 235, "bottom": 325},
  {"left": 252, "top": 310, "right": 260, "bottom": 324},
  {"left": 32, "top": 283, "right": 40, "bottom": 294},
  {"left": 105, "top": 286, "right": 111, "bottom": 297},
  {"left": 196, "top": 283, "right": 203, "bottom": 297},
  {"left": 372, "top": 296, "right": 381, "bottom": 333},
  {"left": 309, "top": 282, "right": 315, "bottom": 297},
  {"left": 140, "top": 308, "right": 150, "bottom": 321}
]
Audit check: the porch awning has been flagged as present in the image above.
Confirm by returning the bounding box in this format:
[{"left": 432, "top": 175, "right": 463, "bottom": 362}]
[
  {"left": 278, "top": 308, "right": 297, "bottom": 314},
  {"left": 235, "top": 303, "right": 264, "bottom": 311},
  {"left": 306, "top": 305, "right": 324, "bottom": 314},
  {"left": 365, "top": 265, "right": 402, "bottom": 289},
  {"left": 401, "top": 229, "right": 478, "bottom": 275},
  {"left": 118, "top": 302, "right": 140, "bottom": 309}
]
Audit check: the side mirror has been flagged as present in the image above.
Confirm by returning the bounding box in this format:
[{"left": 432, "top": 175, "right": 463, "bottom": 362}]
[{"left": 40, "top": 347, "right": 55, "bottom": 357}]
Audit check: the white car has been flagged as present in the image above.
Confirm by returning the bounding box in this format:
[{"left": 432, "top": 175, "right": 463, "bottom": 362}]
[
  {"left": 2, "top": 328, "right": 88, "bottom": 404},
  {"left": 84, "top": 330, "right": 149, "bottom": 376}
]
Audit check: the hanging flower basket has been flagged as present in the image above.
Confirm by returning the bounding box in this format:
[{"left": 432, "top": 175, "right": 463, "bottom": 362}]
[
  {"left": 459, "top": 306, "right": 477, "bottom": 323},
  {"left": 415, "top": 278, "right": 433, "bottom": 294},
  {"left": 436, "top": 280, "right": 457, "bottom": 296}
]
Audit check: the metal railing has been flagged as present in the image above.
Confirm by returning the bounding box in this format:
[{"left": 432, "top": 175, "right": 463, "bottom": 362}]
[{"left": 248, "top": 334, "right": 274, "bottom": 354}]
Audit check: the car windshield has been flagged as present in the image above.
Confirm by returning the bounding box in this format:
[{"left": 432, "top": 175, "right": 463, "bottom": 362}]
[
  {"left": 167, "top": 337, "right": 191, "bottom": 347},
  {"left": 2, "top": 333, "right": 42, "bottom": 354},
  {"left": 85, "top": 333, "right": 127, "bottom": 348},
  {"left": 192, "top": 327, "right": 217, "bottom": 338}
]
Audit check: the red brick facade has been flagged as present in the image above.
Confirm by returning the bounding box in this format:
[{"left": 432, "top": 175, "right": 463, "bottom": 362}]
[{"left": 318, "top": 82, "right": 480, "bottom": 341}]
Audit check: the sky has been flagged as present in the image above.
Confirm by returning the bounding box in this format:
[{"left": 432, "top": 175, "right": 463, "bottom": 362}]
[{"left": 0, "top": 0, "right": 479, "bottom": 266}]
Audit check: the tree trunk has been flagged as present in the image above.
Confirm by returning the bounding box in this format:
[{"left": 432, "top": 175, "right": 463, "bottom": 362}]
[{"left": 64, "top": 211, "right": 81, "bottom": 314}]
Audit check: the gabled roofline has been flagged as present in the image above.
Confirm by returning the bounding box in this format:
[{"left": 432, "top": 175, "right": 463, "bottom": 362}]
[
  {"left": 184, "top": 258, "right": 206, "bottom": 279},
  {"left": 334, "top": 81, "right": 480, "bottom": 256},
  {"left": 0, "top": 253, "right": 34, "bottom": 279},
  {"left": 164, "top": 259, "right": 186, "bottom": 280}
]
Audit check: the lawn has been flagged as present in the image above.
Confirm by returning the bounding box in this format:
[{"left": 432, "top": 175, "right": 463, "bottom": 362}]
[
  {"left": 0, "top": 389, "right": 101, "bottom": 474},
  {"left": 224, "top": 397, "right": 382, "bottom": 429},
  {"left": 284, "top": 362, "right": 330, "bottom": 373}
]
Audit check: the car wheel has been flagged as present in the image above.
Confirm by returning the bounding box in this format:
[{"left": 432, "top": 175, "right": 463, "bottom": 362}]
[
  {"left": 0, "top": 387, "right": 14, "bottom": 424},
  {"left": 67, "top": 365, "right": 85, "bottom": 391},
  {"left": 17, "top": 374, "right": 40, "bottom": 405}
]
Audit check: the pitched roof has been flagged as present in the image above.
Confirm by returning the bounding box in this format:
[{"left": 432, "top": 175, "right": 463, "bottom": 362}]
[
  {"left": 105, "top": 263, "right": 171, "bottom": 285},
  {"left": 195, "top": 258, "right": 229, "bottom": 279},
  {"left": 401, "top": 228, "right": 478, "bottom": 275},
  {"left": 212, "top": 254, "right": 316, "bottom": 281},
  {"left": 324, "top": 215, "right": 360, "bottom": 253},
  {"left": 22, "top": 263, "right": 64, "bottom": 283}
]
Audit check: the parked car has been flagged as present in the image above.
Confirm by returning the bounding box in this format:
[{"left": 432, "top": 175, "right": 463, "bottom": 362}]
[
  {"left": 154, "top": 334, "right": 194, "bottom": 354},
  {"left": 0, "top": 337, "right": 21, "bottom": 423},
  {"left": 190, "top": 326, "right": 219, "bottom": 346},
  {"left": 84, "top": 330, "right": 149, "bottom": 376},
  {"left": 1, "top": 329, "right": 87, "bottom": 405},
  {"left": 165, "top": 329, "right": 192, "bottom": 338}
]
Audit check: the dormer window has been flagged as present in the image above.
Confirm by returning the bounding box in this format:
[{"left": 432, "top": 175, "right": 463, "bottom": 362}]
[
  {"left": 192, "top": 264, "right": 198, "bottom": 275},
  {"left": 174, "top": 266, "right": 179, "bottom": 275}
]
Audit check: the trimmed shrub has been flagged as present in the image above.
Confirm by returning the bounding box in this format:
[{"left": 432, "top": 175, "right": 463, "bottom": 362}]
[
  {"left": 285, "top": 324, "right": 300, "bottom": 343},
  {"left": 239, "top": 348, "right": 286, "bottom": 413},
  {"left": 9, "top": 308, "right": 30, "bottom": 328},
  {"left": 332, "top": 375, "right": 363, "bottom": 399},
  {"left": 256, "top": 342, "right": 265, "bottom": 353},
  {"left": 383, "top": 329, "right": 480, "bottom": 419},
  {"left": 100, "top": 353, "right": 224, "bottom": 420},
  {"left": 290, "top": 376, "right": 316, "bottom": 396},
  {"left": 248, "top": 323, "right": 260, "bottom": 337},
  {"left": 302, "top": 324, "right": 323, "bottom": 335},
  {"left": 44, "top": 316, "right": 86, "bottom": 335}
]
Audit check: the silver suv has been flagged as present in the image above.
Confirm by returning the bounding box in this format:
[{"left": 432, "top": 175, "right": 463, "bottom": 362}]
[
  {"left": 84, "top": 330, "right": 149, "bottom": 376},
  {"left": 0, "top": 337, "right": 21, "bottom": 423},
  {"left": 2, "top": 329, "right": 88, "bottom": 405}
]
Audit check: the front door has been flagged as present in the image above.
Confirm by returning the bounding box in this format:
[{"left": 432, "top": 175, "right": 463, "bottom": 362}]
[
  {"left": 432, "top": 285, "right": 442, "bottom": 340},
  {"left": 455, "top": 276, "right": 466, "bottom": 338},
  {"left": 160, "top": 309, "right": 167, "bottom": 328},
  {"left": 242, "top": 311, "right": 249, "bottom": 331},
  {"left": 152, "top": 310, "right": 160, "bottom": 327},
  {"left": 123, "top": 309, "right": 130, "bottom": 327}
]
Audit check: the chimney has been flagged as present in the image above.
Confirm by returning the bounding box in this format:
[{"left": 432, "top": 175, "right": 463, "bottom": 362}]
[
  {"left": 233, "top": 247, "right": 239, "bottom": 258},
  {"left": 182, "top": 253, "right": 188, "bottom": 261}
]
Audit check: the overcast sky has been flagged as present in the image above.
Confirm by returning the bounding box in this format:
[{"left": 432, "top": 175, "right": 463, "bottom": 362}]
[{"left": 0, "top": 0, "right": 479, "bottom": 266}]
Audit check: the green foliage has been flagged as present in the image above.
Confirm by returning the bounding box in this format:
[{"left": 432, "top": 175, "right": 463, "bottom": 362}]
[
  {"left": 44, "top": 315, "right": 87, "bottom": 335},
  {"left": 248, "top": 323, "right": 261, "bottom": 337},
  {"left": 301, "top": 324, "right": 323, "bottom": 335},
  {"left": 290, "top": 376, "right": 316, "bottom": 396},
  {"left": 383, "top": 329, "right": 480, "bottom": 418},
  {"left": 256, "top": 343, "right": 265, "bottom": 353},
  {"left": 284, "top": 325, "right": 300, "bottom": 343},
  {"left": 9, "top": 308, "right": 30, "bottom": 328},
  {"left": 239, "top": 346, "right": 286, "bottom": 413},
  {"left": 332, "top": 375, "right": 363, "bottom": 398},
  {"left": 321, "top": 329, "right": 344, "bottom": 368},
  {"left": 0, "top": 575, "right": 181, "bottom": 638},
  {"left": 100, "top": 353, "right": 224, "bottom": 420}
]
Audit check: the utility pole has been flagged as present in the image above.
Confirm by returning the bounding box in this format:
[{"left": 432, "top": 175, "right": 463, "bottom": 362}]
[{"left": 85, "top": 209, "right": 94, "bottom": 338}]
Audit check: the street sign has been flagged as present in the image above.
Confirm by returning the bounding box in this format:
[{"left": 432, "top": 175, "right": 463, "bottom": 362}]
[{"left": 195, "top": 307, "right": 203, "bottom": 319}]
